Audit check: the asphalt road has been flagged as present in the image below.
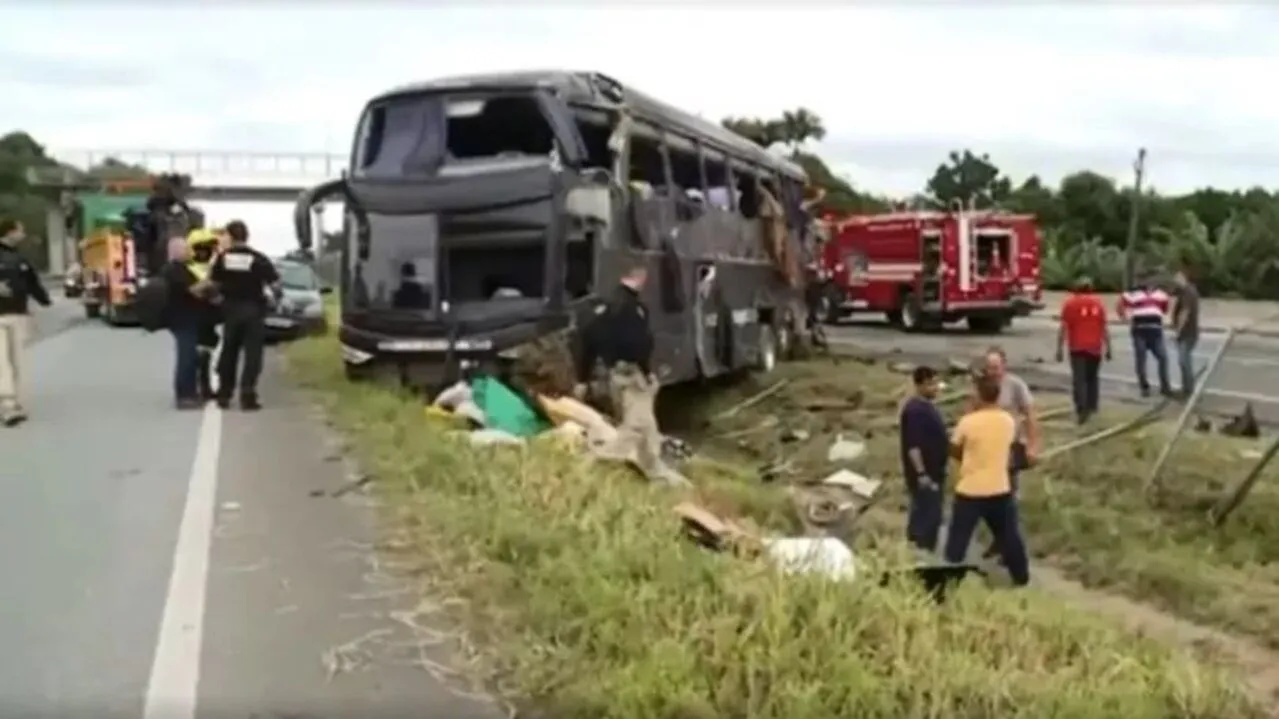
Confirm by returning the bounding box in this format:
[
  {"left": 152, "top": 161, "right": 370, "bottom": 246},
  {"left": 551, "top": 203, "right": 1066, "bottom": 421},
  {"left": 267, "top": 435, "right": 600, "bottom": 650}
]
[
  {"left": 0, "top": 319, "right": 500, "bottom": 717},
  {"left": 828, "top": 315, "right": 1279, "bottom": 423}
]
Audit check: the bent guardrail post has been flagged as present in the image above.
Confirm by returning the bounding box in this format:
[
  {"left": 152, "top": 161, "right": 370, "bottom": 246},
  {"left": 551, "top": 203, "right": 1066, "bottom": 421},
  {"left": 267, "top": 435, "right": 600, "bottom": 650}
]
[
  {"left": 1143, "top": 326, "right": 1237, "bottom": 496},
  {"left": 1209, "top": 434, "right": 1279, "bottom": 527}
]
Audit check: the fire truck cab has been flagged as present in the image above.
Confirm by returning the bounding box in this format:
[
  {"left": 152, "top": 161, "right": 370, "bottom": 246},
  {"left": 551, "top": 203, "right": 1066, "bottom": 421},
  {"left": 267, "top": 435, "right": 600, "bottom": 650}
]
[{"left": 818, "top": 209, "right": 1044, "bottom": 333}]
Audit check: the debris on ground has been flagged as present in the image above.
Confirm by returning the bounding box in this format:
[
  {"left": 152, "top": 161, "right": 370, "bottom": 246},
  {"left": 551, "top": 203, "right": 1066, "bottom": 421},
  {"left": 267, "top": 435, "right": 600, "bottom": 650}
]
[
  {"left": 1220, "top": 403, "right": 1260, "bottom": 438},
  {"left": 826, "top": 433, "right": 867, "bottom": 463}
]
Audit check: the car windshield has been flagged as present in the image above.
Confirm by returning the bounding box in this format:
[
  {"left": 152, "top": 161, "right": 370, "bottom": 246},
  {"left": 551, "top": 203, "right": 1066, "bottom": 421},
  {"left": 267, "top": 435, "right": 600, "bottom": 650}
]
[{"left": 277, "top": 262, "right": 317, "bottom": 290}]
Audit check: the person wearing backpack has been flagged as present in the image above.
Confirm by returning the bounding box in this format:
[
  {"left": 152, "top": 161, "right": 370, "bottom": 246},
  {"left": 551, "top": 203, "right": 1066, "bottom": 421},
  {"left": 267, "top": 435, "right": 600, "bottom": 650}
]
[
  {"left": 0, "top": 219, "right": 52, "bottom": 426},
  {"left": 162, "top": 237, "right": 218, "bottom": 410}
]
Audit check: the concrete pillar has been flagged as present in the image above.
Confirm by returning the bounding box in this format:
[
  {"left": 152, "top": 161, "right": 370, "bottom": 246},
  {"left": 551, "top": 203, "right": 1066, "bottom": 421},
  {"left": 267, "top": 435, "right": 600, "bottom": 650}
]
[{"left": 45, "top": 207, "right": 67, "bottom": 275}]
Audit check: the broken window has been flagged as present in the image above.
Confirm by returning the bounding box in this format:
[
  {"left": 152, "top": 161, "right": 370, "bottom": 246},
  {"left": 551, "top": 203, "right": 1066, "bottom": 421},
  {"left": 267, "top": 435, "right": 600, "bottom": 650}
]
[
  {"left": 974, "top": 229, "right": 1011, "bottom": 277},
  {"left": 354, "top": 93, "right": 556, "bottom": 177},
  {"left": 703, "top": 150, "right": 733, "bottom": 211}
]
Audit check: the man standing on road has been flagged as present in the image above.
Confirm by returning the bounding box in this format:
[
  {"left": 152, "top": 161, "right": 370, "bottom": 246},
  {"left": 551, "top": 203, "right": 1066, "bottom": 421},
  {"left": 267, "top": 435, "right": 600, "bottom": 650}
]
[
  {"left": 1056, "top": 277, "right": 1111, "bottom": 424},
  {"left": 899, "top": 366, "right": 948, "bottom": 553},
  {"left": 209, "top": 220, "right": 280, "bottom": 411},
  {"left": 1171, "top": 267, "right": 1201, "bottom": 398},
  {"left": 0, "top": 220, "right": 52, "bottom": 426},
  {"left": 977, "top": 347, "right": 1040, "bottom": 562},
  {"left": 1117, "top": 276, "right": 1173, "bottom": 398}
]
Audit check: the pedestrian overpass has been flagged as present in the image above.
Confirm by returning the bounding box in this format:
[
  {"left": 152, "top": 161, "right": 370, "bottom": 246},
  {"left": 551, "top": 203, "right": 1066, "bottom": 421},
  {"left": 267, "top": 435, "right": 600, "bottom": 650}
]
[{"left": 31, "top": 149, "right": 346, "bottom": 274}]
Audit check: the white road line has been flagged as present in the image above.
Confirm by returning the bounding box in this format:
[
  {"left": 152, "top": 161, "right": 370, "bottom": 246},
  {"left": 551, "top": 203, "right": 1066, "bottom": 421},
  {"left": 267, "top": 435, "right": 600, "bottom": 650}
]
[
  {"left": 142, "top": 406, "right": 223, "bottom": 719},
  {"left": 1036, "top": 365, "right": 1279, "bottom": 404}
]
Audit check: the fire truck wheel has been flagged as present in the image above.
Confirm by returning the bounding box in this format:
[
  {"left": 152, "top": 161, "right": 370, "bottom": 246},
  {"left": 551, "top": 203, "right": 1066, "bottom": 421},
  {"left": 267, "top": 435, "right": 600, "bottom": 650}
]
[
  {"left": 899, "top": 292, "right": 923, "bottom": 333},
  {"left": 755, "top": 325, "right": 779, "bottom": 373},
  {"left": 966, "top": 316, "right": 1006, "bottom": 335}
]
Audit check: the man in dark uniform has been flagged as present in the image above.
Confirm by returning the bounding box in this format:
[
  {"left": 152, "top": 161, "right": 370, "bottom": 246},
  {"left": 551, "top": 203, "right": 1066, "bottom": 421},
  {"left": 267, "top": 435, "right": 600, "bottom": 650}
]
[
  {"left": 578, "top": 263, "right": 654, "bottom": 412},
  {"left": 0, "top": 220, "right": 51, "bottom": 426},
  {"left": 209, "top": 220, "right": 280, "bottom": 411},
  {"left": 576, "top": 264, "right": 688, "bottom": 486}
]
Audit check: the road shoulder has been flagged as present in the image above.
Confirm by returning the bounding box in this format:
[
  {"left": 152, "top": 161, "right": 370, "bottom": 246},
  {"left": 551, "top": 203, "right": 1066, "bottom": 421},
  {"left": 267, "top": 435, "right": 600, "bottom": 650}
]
[{"left": 196, "top": 360, "right": 503, "bottom": 718}]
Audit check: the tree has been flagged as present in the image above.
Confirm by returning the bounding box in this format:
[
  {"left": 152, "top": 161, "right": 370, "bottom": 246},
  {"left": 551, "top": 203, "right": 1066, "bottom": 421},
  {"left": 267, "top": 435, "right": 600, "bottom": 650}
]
[
  {"left": 0, "top": 131, "right": 151, "bottom": 270},
  {"left": 924, "top": 150, "right": 1012, "bottom": 210}
]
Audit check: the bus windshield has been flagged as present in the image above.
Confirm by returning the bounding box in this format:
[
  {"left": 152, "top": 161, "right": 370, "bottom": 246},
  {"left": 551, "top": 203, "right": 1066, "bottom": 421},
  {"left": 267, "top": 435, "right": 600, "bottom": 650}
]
[{"left": 352, "top": 92, "right": 557, "bottom": 178}]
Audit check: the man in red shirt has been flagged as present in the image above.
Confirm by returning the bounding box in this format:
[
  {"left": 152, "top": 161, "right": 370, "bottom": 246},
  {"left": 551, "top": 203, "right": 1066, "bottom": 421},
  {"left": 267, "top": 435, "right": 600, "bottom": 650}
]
[{"left": 1056, "top": 277, "right": 1112, "bottom": 423}]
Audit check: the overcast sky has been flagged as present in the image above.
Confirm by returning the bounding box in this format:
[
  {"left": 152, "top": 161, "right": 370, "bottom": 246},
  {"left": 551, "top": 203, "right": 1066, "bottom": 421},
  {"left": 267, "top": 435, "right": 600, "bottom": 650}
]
[{"left": 4, "top": 3, "right": 1278, "bottom": 207}]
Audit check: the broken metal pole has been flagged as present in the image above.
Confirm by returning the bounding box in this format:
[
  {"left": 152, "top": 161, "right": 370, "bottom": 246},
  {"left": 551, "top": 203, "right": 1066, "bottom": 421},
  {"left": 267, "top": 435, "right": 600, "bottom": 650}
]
[
  {"left": 1143, "top": 327, "right": 1237, "bottom": 495},
  {"left": 1040, "top": 400, "right": 1167, "bottom": 462},
  {"left": 712, "top": 379, "right": 790, "bottom": 421},
  {"left": 1209, "top": 435, "right": 1279, "bottom": 527}
]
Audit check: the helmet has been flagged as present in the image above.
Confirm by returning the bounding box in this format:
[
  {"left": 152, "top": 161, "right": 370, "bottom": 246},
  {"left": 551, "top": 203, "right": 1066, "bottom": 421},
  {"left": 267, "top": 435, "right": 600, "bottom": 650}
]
[{"left": 186, "top": 228, "right": 217, "bottom": 247}]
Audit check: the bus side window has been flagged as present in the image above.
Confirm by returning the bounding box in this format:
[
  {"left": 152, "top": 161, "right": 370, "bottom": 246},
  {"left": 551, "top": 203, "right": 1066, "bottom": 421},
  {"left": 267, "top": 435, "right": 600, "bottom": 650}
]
[
  {"left": 626, "top": 133, "right": 666, "bottom": 249},
  {"left": 702, "top": 150, "right": 733, "bottom": 213},
  {"left": 666, "top": 140, "right": 703, "bottom": 223}
]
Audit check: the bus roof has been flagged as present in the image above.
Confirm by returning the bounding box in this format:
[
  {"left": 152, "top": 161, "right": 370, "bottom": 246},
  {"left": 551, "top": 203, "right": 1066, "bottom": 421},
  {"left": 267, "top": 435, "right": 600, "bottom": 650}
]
[{"left": 371, "top": 70, "right": 807, "bottom": 183}]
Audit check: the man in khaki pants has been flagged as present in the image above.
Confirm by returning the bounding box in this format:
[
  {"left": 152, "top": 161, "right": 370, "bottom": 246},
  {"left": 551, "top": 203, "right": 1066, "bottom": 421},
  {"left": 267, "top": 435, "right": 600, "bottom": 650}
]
[{"left": 0, "top": 220, "right": 51, "bottom": 426}]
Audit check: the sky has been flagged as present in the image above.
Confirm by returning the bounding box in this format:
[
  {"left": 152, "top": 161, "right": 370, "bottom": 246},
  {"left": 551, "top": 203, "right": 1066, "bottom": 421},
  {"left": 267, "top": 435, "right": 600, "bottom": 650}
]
[{"left": 4, "top": 2, "right": 1278, "bottom": 255}]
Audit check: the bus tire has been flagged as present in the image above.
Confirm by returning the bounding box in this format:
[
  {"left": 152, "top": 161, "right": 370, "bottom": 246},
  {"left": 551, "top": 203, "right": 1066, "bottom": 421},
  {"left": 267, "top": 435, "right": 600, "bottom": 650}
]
[
  {"left": 344, "top": 361, "right": 375, "bottom": 383},
  {"left": 755, "top": 325, "right": 778, "bottom": 374}
]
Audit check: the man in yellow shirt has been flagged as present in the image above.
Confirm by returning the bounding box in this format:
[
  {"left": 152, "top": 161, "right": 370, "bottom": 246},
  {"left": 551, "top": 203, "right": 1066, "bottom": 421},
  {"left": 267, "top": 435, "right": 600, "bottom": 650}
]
[{"left": 943, "top": 372, "right": 1031, "bottom": 586}]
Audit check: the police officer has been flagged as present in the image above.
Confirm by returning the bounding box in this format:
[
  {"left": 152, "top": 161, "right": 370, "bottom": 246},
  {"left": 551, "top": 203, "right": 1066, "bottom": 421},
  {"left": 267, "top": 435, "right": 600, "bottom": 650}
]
[
  {"left": 578, "top": 263, "right": 654, "bottom": 413},
  {"left": 0, "top": 220, "right": 52, "bottom": 426},
  {"left": 209, "top": 220, "right": 279, "bottom": 411},
  {"left": 575, "top": 264, "right": 688, "bottom": 486},
  {"left": 185, "top": 228, "right": 223, "bottom": 401}
]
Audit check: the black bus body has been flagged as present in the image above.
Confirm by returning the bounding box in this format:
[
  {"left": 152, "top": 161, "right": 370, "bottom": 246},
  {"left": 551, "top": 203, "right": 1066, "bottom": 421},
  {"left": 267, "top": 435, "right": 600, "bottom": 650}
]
[{"left": 294, "top": 70, "right": 811, "bottom": 390}]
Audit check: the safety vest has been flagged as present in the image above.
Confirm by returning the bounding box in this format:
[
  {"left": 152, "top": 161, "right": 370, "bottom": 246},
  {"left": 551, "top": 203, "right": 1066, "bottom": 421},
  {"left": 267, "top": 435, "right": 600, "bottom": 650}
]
[{"left": 186, "top": 260, "right": 211, "bottom": 282}]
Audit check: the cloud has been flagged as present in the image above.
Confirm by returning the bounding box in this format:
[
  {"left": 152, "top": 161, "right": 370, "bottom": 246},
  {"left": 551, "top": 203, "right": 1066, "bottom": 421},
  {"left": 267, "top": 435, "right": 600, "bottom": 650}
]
[{"left": 3, "top": 4, "right": 1278, "bottom": 197}]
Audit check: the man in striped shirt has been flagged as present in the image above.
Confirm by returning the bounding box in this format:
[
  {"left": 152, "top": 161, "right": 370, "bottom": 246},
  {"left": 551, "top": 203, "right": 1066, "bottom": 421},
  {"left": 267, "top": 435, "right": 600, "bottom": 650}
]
[{"left": 1117, "top": 276, "right": 1173, "bottom": 398}]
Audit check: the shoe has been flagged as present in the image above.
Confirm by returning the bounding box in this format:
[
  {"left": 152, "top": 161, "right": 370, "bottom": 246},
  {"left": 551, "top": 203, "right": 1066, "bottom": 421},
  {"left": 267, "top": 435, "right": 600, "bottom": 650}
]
[
  {"left": 2, "top": 413, "right": 27, "bottom": 427},
  {"left": 175, "top": 398, "right": 203, "bottom": 411},
  {"left": 240, "top": 396, "right": 262, "bottom": 412},
  {"left": 1139, "top": 386, "right": 1151, "bottom": 398},
  {"left": 214, "top": 395, "right": 232, "bottom": 410}
]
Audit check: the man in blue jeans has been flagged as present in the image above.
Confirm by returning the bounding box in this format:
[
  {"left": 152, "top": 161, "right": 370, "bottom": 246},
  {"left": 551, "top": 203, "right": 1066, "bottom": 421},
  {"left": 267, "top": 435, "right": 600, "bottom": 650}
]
[
  {"left": 1171, "top": 267, "right": 1201, "bottom": 398},
  {"left": 162, "top": 238, "right": 218, "bottom": 409},
  {"left": 898, "top": 366, "right": 948, "bottom": 552}
]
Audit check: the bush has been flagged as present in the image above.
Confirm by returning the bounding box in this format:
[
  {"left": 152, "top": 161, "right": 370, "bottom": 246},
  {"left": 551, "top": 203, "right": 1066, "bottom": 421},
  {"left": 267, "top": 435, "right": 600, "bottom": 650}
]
[{"left": 284, "top": 336, "right": 1265, "bottom": 719}]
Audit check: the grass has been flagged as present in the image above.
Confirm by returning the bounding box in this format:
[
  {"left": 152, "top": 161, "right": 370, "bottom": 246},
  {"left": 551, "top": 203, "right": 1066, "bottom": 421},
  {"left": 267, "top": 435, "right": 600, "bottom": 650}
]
[
  {"left": 683, "top": 357, "right": 1279, "bottom": 649},
  {"left": 284, "top": 333, "right": 1269, "bottom": 718}
]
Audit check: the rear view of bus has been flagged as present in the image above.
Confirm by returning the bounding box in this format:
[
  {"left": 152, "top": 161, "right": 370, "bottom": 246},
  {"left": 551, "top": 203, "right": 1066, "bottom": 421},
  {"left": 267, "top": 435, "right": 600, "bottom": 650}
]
[{"left": 295, "top": 73, "right": 609, "bottom": 389}]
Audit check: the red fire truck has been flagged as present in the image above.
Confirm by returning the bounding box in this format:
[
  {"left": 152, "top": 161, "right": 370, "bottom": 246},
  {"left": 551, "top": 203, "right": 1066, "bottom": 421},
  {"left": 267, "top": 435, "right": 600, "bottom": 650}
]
[{"left": 816, "top": 209, "right": 1044, "bottom": 333}]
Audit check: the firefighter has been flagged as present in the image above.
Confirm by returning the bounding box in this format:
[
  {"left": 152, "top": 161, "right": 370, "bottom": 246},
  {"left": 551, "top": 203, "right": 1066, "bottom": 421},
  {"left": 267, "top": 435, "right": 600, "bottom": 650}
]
[{"left": 185, "top": 228, "right": 223, "bottom": 401}]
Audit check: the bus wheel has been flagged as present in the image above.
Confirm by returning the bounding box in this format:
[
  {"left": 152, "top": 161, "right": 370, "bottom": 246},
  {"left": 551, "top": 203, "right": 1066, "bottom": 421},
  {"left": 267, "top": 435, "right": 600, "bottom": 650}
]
[
  {"left": 344, "top": 362, "right": 375, "bottom": 383},
  {"left": 776, "top": 311, "right": 797, "bottom": 359},
  {"left": 755, "top": 325, "right": 778, "bottom": 374}
]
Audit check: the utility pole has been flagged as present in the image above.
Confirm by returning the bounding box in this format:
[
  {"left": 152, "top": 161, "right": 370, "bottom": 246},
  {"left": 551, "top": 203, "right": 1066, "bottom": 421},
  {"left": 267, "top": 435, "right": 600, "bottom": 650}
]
[{"left": 1123, "top": 148, "right": 1147, "bottom": 289}]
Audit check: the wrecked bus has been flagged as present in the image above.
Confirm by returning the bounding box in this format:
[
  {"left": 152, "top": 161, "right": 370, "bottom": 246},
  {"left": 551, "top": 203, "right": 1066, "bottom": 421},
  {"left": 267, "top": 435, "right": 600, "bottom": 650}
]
[{"left": 294, "top": 70, "right": 811, "bottom": 390}]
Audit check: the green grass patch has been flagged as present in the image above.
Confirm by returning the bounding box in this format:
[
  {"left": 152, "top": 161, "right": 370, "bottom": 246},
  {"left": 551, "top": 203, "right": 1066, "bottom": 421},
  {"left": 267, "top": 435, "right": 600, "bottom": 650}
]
[{"left": 285, "top": 334, "right": 1266, "bottom": 718}]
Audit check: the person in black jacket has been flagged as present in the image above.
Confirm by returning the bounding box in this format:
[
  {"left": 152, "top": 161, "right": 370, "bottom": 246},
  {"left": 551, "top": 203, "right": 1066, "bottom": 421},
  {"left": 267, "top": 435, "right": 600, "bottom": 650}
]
[
  {"left": 578, "top": 263, "right": 654, "bottom": 414},
  {"left": 0, "top": 219, "right": 52, "bottom": 425},
  {"left": 209, "top": 220, "right": 280, "bottom": 411}
]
